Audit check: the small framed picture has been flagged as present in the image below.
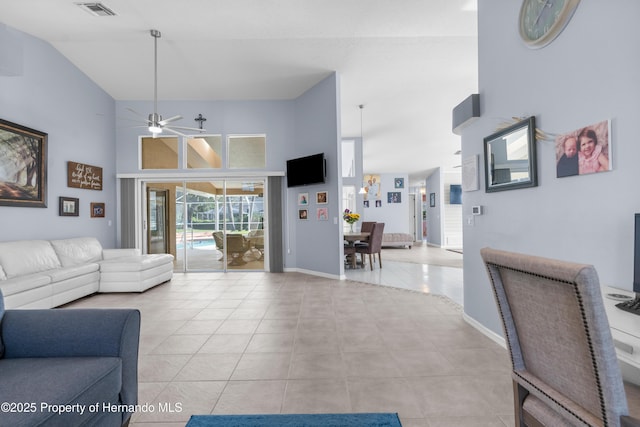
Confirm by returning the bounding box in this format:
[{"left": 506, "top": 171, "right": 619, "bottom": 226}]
[
  {"left": 394, "top": 178, "right": 404, "bottom": 189},
  {"left": 316, "top": 191, "right": 328, "bottom": 204},
  {"left": 298, "top": 192, "right": 309, "bottom": 205},
  {"left": 363, "top": 200, "right": 369, "bottom": 208},
  {"left": 59, "top": 197, "right": 79, "bottom": 216},
  {"left": 317, "top": 207, "right": 328, "bottom": 220},
  {"left": 387, "top": 192, "right": 401, "bottom": 203},
  {"left": 375, "top": 200, "right": 382, "bottom": 207},
  {"left": 298, "top": 209, "right": 308, "bottom": 220},
  {"left": 429, "top": 192, "right": 436, "bottom": 207},
  {"left": 90, "top": 202, "right": 105, "bottom": 218}
]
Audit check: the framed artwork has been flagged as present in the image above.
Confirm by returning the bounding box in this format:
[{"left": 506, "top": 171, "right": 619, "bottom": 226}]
[
  {"left": 298, "top": 192, "right": 309, "bottom": 205},
  {"left": 555, "top": 119, "right": 611, "bottom": 178},
  {"left": 67, "top": 161, "right": 103, "bottom": 190},
  {"left": 316, "top": 207, "right": 328, "bottom": 221},
  {"left": 0, "top": 118, "right": 48, "bottom": 207},
  {"left": 363, "top": 174, "right": 381, "bottom": 200},
  {"left": 450, "top": 185, "right": 462, "bottom": 204},
  {"left": 298, "top": 209, "right": 308, "bottom": 220},
  {"left": 430, "top": 192, "right": 436, "bottom": 207},
  {"left": 363, "top": 200, "right": 369, "bottom": 208},
  {"left": 90, "top": 202, "right": 105, "bottom": 218},
  {"left": 394, "top": 177, "right": 404, "bottom": 188},
  {"left": 59, "top": 197, "right": 79, "bottom": 216},
  {"left": 484, "top": 116, "right": 537, "bottom": 192},
  {"left": 387, "top": 192, "right": 401, "bottom": 203},
  {"left": 316, "top": 191, "right": 328, "bottom": 204},
  {"left": 375, "top": 200, "right": 382, "bottom": 207},
  {"left": 461, "top": 155, "right": 479, "bottom": 191}
]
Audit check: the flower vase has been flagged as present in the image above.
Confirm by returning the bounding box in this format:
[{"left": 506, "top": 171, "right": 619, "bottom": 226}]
[{"left": 349, "top": 223, "right": 354, "bottom": 232}]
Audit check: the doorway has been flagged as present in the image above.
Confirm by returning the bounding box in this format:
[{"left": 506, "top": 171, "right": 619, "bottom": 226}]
[
  {"left": 147, "top": 188, "right": 170, "bottom": 254},
  {"left": 144, "top": 179, "right": 266, "bottom": 272}
]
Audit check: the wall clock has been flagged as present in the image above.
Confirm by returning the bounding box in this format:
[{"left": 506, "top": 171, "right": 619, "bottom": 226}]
[{"left": 519, "top": 0, "right": 580, "bottom": 49}]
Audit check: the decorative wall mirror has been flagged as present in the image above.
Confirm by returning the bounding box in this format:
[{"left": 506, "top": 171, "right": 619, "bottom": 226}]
[{"left": 484, "top": 116, "right": 537, "bottom": 192}]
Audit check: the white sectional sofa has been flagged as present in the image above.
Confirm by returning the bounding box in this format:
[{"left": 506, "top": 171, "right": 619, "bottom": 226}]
[{"left": 0, "top": 237, "right": 174, "bottom": 309}]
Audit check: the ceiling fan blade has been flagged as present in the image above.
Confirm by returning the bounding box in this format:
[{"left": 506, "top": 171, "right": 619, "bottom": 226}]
[
  {"left": 126, "top": 107, "right": 148, "bottom": 118},
  {"left": 159, "top": 115, "right": 182, "bottom": 125},
  {"left": 162, "top": 127, "right": 188, "bottom": 137},
  {"left": 118, "top": 116, "right": 148, "bottom": 124},
  {"left": 167, "top": 125, "right": 207, "bottom": 132}
]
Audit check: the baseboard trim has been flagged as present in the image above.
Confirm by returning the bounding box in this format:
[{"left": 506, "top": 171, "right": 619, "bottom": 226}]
[
  {"left": 283, "top": 267, "right": 341, "bottom": 280},
  {"left": 463, "top": 312, "right": 506, "bottom": 349}
]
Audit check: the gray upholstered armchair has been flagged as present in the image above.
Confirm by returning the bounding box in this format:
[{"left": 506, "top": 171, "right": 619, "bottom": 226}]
[
  {"left": 0, "top": 291, "right": 140, "bottom": 427},
  {"left": 481, "top": 247, "right": 640, "bottom": 427}
]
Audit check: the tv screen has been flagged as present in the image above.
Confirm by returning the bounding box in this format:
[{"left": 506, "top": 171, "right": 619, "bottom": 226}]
[{"left": 286, "top": 153, "right": 326, "bottom": 187}]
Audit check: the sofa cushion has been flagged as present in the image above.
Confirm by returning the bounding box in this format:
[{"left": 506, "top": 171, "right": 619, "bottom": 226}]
[
  {"left": 100, "top": 254, "right": 174, "bottom": 272},
  {"left": 50, "top": 237, "right": 103, "bottom": 267},
  {"left": 0, "top": 273, "right": 51, "bottom": 297},
  {"left": 102, "top": 248, "right": 141, "bottom": 260},
  {"left": 47, "top": 263, "right": 100, "bottom": 283},
  {"left": 0, "top": 357, "right": 122, "bottom": 426},
  {"left": 0, "top": 240, "right": 61, "bottom": 279}
]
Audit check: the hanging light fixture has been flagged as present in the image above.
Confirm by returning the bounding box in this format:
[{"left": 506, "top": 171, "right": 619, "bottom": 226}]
[
  {"left": 358, "top": 104, "right": 367, "bottom": 194},
  {"left": 127, "top": 30, "right": 205, "bottom": 137}
]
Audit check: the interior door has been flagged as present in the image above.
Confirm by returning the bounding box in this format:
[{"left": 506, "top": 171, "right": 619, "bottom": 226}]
[{"left": 147, "top": 188, "right": 169, "bottom": 254}]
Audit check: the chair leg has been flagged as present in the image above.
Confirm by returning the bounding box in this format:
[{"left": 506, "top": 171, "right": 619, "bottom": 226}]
[
  {"left": 378, "top": 251, "right": 382, "bottom": 268},
  {"left": 369, "top": 253, "right": 373, "bottom": 270}
]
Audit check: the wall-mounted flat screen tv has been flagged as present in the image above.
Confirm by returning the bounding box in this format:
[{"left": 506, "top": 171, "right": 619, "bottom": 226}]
[{"left": 286, "top": 153, "right": 326, "bottom": 187}]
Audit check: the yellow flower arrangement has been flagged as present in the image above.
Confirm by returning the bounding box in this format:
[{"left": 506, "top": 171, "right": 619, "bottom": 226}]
[{"left": 343, "top": 209, "right": 360, "bottom": 224}]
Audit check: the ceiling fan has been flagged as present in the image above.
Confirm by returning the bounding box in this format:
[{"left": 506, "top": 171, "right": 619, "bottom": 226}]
[{"left": 128, "top": 29, "right": 205, "bottom": 137}]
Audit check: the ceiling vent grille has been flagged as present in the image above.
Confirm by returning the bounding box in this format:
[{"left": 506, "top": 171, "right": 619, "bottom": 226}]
[{"left": 75, "top": 2, "right": 117, "bottom": 16}]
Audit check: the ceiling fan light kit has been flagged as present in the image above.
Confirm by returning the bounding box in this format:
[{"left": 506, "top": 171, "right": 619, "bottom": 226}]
[{"left": 138, "top": 29, "right": 205, "bottom": 137}]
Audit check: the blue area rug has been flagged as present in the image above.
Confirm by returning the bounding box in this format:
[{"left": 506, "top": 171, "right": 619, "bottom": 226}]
[{"left": 185, "top": 413, "right": 402, "bottom": 427}]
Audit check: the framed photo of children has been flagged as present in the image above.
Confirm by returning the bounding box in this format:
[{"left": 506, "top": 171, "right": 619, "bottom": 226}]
[
  {"left": 298, "top": 192, "right": 309, "bottom": 206},
  {"left": 555, "top": 119, "right": 611, "bottom": 178},
  {"left": 317, "top": 207, "right": 328, "bottom": 220},
  {"left": 298, "top": 209, "right": 308, "bottom": 220},
  {"left": 316, "top": 191, "right": 328, "bottom": 204},
  {"left": 387, "top": 192, "right": 401, "bottom": 203}
]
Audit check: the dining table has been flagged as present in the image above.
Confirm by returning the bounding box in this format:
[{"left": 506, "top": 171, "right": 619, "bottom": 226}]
[
  {"left": 344, "top": 231, "right": 370, "bottom": 244},
  {"left": 343, "top": 231, "right": 370, "bottom": 268}
]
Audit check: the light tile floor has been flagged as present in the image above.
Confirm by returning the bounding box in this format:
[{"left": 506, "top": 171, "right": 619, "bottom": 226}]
[
  {"left": 66, "top": 256, "right": 518, "bottom": 427},
  {"left": 88, "top": 243, "right": 640, "bottom": 427},
  {"left": 344, "top": 260, "right": 464, "bottom": 306}
]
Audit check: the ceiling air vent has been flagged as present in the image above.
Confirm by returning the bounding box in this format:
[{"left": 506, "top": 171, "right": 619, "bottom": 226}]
[{"left": 75, "top": 2, "right": 117, "bottom": 16}]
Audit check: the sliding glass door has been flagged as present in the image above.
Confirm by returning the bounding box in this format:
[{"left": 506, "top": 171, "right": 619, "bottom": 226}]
[{"left": 146, "top": 179, "right": 265, "bottom": 272}]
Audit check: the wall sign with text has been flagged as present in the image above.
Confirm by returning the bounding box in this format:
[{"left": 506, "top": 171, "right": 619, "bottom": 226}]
[{"left": 67, "top": 161, "right": 103, "bottom": 190}]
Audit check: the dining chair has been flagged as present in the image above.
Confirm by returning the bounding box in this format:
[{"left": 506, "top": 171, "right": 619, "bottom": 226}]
[
  {"left": 355, "top": 221, "right": 376, "bottom": 248},
  {"left": 356, "top": 222, "right": 384, "bottom": 270},
  {"left": 481, "top": 247, "right": 640, "bottom": 427}
]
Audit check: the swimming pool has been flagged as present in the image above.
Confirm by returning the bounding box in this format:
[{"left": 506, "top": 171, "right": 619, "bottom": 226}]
[{"left": 177, "top": 239, "right": 217, "bottom": 250}]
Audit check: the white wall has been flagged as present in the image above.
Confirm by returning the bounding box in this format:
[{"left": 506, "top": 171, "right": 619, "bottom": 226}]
[
  {"left": 462, "top": 1, "right": 640, "bottom": 335},
  {"left": 0, "top": 25, "right": 117, "bottom": 246},
  {"left": 361, "top": 173, "right": 410, "bottom": 234}
]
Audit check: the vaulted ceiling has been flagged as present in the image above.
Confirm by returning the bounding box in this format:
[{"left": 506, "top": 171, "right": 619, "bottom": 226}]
[{"left": 0, "top": 0, "right": 478, "bottom": 186}]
